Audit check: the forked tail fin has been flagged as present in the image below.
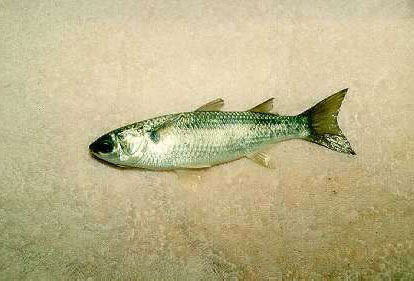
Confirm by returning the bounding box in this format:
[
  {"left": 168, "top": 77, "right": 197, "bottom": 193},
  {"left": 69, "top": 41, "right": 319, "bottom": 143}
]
[{"left": 301, "top": 89, "right": 356, "bottom": 155}]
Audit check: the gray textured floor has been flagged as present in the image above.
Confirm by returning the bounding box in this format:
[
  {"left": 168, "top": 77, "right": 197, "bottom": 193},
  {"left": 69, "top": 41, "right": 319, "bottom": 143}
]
[{"left": 1, "top": 1, "right": 413, "bottom": 279}]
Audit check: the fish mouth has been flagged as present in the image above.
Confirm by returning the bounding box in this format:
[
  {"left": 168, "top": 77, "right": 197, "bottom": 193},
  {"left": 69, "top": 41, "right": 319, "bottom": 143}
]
[
  {"left": 88, "top": 145, "right": 131, "bottom": 169},
  {"left": 89, "top": 147, "right": 115, "bottom": 167},
  {"left": 89, "top": 148, "right": 101, "bottom": 160}
]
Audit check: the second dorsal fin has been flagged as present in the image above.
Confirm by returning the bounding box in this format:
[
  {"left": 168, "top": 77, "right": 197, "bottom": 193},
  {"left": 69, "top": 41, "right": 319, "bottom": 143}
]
[{"left": 248, "top": 98, "right": 278, "bottom": 114}]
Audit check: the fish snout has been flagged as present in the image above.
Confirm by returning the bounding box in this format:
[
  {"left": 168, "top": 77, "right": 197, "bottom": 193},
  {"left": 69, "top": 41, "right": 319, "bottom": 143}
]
[
  {"left": 89, "top": 140, "right": 103, "bottom": 157},
  {"left": 89, "top": 141, "right": 97, "bottom": 154}
]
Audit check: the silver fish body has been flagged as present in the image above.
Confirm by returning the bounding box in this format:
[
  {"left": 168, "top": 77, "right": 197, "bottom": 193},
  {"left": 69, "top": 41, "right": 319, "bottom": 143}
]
[{"left": 89, "top": 89, "right": 355, "bottom": 170}]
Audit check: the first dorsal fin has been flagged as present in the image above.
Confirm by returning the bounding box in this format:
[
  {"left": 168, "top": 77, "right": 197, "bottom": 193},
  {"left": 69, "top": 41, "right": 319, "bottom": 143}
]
[
  {"left": 195, "top": 98, "right": 224, "bottom": 112},
  {"left": 149, "top": 97, "right": 224, "bottom": 140},
  {"left": 248, "top": 98, "right": 278, "bottom": 114}
]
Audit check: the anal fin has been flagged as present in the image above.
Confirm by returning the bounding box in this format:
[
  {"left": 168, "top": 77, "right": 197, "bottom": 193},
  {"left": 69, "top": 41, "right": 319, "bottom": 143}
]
[{"left": 247, "top": 152, "right": 275, "bottom": 168}]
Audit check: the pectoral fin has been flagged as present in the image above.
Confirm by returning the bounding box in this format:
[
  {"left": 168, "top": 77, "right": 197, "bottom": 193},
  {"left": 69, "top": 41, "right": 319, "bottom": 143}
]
[
  {"left": 146, "top": 114, "right": 184, "bottom": 143},
  {"left": 195, "top": 98, "right": 224, "bottom": 112},
  {"left": 248, "top": 98, "right": 278, "bottom": 115},
  {"left": 148, "top": 130, "right": 160, "bottom": 143},
  {"left": 247, "top": 152, "right": 275, "bottom": 168}
]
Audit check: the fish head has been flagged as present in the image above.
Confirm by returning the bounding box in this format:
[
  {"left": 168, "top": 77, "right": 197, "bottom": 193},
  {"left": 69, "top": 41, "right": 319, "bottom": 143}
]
[
  {"left": 89, "top": 129, "right": 147, "bottom": 167},
  {"left": 89, "top": 133, "right": 120, "bottom": 164}
]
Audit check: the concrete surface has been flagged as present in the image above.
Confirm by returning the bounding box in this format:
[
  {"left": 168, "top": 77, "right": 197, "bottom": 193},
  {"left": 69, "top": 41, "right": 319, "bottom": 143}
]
[{"left": 1, "top": 0, "right": 413, "bottom": 279}]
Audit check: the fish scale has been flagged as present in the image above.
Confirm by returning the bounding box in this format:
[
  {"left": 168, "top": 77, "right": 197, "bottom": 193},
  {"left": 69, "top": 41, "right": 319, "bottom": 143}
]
[{"left": 137, "top": 111, "right": 307, "bottom": 169}]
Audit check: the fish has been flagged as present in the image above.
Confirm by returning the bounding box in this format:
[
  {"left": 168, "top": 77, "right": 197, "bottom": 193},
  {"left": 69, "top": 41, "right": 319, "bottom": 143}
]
[{"left": 89, "top": 89, "right": 355, "bottom": 170}]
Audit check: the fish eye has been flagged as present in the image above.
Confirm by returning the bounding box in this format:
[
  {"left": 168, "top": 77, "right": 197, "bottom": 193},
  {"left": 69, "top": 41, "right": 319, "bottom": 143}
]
[{"left": 98, "top": 141, "right": 113, "bottom": 153}]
